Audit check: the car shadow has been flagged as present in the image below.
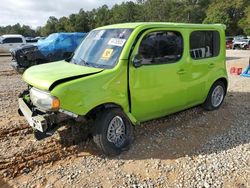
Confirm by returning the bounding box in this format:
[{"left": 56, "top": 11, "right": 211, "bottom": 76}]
[
  {"left": 226, "top": 56, "right": 242, "bottom": 61},
  {"left": 0, "top": 178, "right": 12, "bottom": 188},
  {"left": 57, "top": 91, "right": 249, "bottom": 160},
  {"left": 0, "top": 53, "right": 11, "bottom": 57}
]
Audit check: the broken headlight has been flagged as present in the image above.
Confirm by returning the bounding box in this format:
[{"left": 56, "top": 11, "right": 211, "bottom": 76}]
[{"left": 30, "top": 88, "right": 60, "bottom": 111}]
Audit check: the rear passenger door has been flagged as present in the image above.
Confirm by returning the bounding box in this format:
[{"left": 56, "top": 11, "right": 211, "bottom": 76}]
[{"left": 187, "top": 30, "right": 221, "bottom": 105}]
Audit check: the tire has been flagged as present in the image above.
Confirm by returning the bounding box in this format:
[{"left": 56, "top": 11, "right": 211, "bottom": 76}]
[
  {"left": 203, "top": 81, "right": 226, "bottom": 111},
  {"left": 92, "top": 108, "right": 133, "bottom": 156}
]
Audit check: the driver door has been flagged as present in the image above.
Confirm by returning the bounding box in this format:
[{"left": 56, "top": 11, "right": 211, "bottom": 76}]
[{"left": 129, "top": 29, "right": 188, "bottom": 122}]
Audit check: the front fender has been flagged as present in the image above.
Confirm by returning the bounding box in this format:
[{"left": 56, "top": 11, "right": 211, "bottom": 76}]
[{"left": 51, "top": 62, "right": 129, "bottom": 117}]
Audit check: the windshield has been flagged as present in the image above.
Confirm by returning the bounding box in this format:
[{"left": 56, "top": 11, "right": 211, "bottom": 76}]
[{"left": 70, "top": 29, "right": 133, "bottom": 68}]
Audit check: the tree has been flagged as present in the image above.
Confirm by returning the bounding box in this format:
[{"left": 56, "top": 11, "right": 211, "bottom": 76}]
[
  {"left": 0, "top": 24, "right": 36, "bottom": 36},
  {"left": 94, "top": 5, "right": 111, "bottom": 27},
  {"left": 40, "top": 16, "right": 59, "bottom": 36},
  {"left": 203, "top": 0, "right": 249, "bottom": 35},
  {"left": 170, "top": 0, "right": 210, "bottom": 23},
  {"left": 110, "top": 2, "right": 140, "bottom": 23},
  {"left": 74, "top": 9, "right": 90, "bottom": 32},
  {"left": 239, "top": 6, "right": 250, "bottom": 35},
  {"left": 1, "top": 0, "right": 249, "bottom": 37},
  {"left": 140, "top": 0, "right": 173, "bottom": 21},
  {"left": 56, "top": 17, "right": 69, "bottom": 32}
]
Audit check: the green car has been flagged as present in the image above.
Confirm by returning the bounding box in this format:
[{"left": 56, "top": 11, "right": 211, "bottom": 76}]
[{"left": 18, "top": 23, "right": 228, "bottom": 155}]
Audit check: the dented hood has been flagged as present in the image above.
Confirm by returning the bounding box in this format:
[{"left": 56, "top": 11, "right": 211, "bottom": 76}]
[{"left": 23, "top": 61, "right": 103, "bottom": 91}]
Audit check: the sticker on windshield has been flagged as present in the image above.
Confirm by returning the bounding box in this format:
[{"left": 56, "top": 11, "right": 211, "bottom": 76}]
[
  {"left": 108, "top": 38, "right": 126, "bottom": 47},
  {"left": 101, "top": 49, "right": 113, "bottom": 60},
  {"left": 94, "top": 30, "right": 105, "bottom": 40}
]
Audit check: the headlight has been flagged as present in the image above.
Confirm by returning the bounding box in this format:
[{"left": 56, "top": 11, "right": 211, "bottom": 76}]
[{"left": 30, "top": 88, "right": 60, "bottom": 111}]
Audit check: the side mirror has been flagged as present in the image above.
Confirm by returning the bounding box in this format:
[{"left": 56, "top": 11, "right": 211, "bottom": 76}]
[{"left": 132, "top": 54, "right": 142, "bottom": 68}]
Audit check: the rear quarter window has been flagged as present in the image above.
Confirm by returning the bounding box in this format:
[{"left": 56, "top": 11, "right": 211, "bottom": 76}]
[{"left": 190, "top": 31, "right": 220, "bottom": 59}]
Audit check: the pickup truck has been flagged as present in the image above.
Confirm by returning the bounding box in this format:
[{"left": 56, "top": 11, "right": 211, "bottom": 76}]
[{"left": 0, "top": 34, "right": 26, "bottom": 53}]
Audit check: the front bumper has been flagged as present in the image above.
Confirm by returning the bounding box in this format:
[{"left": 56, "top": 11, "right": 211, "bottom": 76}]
[
  {"left": 18, "top": 98, "right": 69, "bottom": 133},
  {"left": 11, "top": 61, "right": 25, "bottom": 73}
]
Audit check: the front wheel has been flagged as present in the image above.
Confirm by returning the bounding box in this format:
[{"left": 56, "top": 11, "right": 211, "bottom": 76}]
[
  {"left": 92, "top": 108, "right": 133, "bottom": 156},
  {"left": 203, "top": 81, "right": 226, "bottom": 111}
]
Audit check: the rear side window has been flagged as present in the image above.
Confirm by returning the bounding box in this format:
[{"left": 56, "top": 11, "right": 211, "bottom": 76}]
[
  {"left": 138, "top": 31, "right": 183, "bottom": 65},
  {"left": 190, "top": 31, "right": 220, "bottom": 59},
  {"left": 3, "top": 37, "right": 23, "bottom": 43}
]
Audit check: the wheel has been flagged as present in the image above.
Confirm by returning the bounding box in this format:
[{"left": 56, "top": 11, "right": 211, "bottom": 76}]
[
  {"left": 203, "top": 81, "right": 226, "bottom": 111},
  {"left": 92, "top": 108, "right": 133, "bottom": 156}
]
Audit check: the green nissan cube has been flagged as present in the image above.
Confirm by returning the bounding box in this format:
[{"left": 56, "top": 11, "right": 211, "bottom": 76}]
[{"left": 18, "top": 22, "right": 228, "bottom": 155}]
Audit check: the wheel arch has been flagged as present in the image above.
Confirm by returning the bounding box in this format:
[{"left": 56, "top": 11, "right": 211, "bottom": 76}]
[
  {"left": 85, "top": 102, "right": 138, "bottom": 125},
  {"left": 86, "top": 102, "right": 124, "bottom": 119},
  {"left": 205, "top": 76, "right": 228, "bottom": 101},
  {"left": 216, "top": 77, "right": 228, "bottom": 93}
]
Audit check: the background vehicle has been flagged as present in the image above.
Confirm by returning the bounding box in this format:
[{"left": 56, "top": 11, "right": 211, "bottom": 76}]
[
  {"left": 25, "top": 37, "right": 38, "bottom": 45},
  {"left": 18, "top": 23, "right": 227, "bottom": 156},
  {"left": 226, "top": 37, "right": 233, "bottom": 49},
  {"left": 0, "top": 34, "right": 26, "bottom": 53},
  {"left": 233, "top": 38, "right": 250, "bottom": 50},
  {"left": 11, "top": 32, "right": 87, "bottom": 73}
]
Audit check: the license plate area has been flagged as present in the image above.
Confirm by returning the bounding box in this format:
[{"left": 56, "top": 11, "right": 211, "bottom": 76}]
[{"left": 18, "top": 98, "right": 47, "bottom": 132}]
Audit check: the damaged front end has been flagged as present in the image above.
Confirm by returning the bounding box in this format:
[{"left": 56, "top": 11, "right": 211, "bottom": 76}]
[
  {"left": 11, "top": 45, "right": 46, "bottom": 73},
  {"left": 18, "top": 88, "right": 81, "bottom": 140}
]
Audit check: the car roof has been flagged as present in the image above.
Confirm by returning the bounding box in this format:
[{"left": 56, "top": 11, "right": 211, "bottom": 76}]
[
  {"left": 1, "top": 34, "right": 24, "bottom": 38},
  {"left": 96, "top": 22, "right": 226, "bottom": 30}
]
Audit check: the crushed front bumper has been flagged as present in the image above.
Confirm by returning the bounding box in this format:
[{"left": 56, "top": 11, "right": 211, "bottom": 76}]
[{"left": 18, "top": 98, "right": 69, "bottom": 133}]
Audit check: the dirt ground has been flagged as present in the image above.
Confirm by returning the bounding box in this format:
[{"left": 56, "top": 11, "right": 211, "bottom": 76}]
[{"left": 0, "top": 50, "right": 249, "bottom": 188}]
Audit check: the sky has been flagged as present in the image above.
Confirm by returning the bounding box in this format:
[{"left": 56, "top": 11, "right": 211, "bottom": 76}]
[{"left": 0, "top": 0, "right": 132, "bottom": 29}]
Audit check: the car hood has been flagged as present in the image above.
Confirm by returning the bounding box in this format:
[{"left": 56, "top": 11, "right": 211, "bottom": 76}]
[{"left": 23, "top": 61, "right": 103, "bottom": 91}]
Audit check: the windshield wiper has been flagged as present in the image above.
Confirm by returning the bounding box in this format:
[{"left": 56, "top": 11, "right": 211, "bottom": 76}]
[
  {"left": 79, "top": 58, "right": 104, "bottom": 68},
  {"left": 79, "top": 58, "right": 89, "bottom": 66}
]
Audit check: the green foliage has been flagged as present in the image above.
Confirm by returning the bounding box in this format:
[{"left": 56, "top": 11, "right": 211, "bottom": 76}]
[
  {"left": 0, "top": 0, "right": 249, "bottom": 37},
  {"left": 239, "top": 6, "right": 250, "bottom": 35},
  {"left": 110, "top": 2, "right": 141, "bottom": 23},
  {"left": 204, "top": 0, "right": 249, "bottom": 35},
  {"left": 0, "top": 23, "right": 36, "bottom": 37}
]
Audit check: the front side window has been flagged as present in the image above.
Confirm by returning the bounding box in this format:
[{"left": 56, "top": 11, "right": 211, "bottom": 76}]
[
  {"left": 137, "top": 31, "right": 183, "bottom": 65},
  {"left": 71, "top": 29, "right": 133, "bottom": 69},
  {"left": 3, "top": 37, "right": 23, "bottom": 43},
  {"left": 190, "top": 31, "right": 220, "bottom": 59}
]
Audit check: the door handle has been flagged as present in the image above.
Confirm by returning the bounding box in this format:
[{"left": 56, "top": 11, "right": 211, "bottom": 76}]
[
  {"left": 208, "top": 63, "right": 215, "bottom": 68},
  {"left": 177, "top": 69, "right": 186, "bottom": 75}
]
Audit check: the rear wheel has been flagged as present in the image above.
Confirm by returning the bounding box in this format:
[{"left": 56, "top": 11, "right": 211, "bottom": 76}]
[
  {"left": 203, "top": 81, "right": 226, "bottom": 111},
  {"left": 92, "top": 108, "right": 133, "bottom": 156}
]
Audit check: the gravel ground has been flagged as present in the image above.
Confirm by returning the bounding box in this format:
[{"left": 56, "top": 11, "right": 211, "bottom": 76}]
[{"left": 0, "top": 50, "right": 249, "bottom": 188}]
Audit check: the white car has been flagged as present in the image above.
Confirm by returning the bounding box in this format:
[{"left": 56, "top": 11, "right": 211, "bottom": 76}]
[
  {"left": 233, "top": 38, "right": 250, "bottom": 50},
  {"left": 0, "top": 34, "right": 26, "bottom": 53}
]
